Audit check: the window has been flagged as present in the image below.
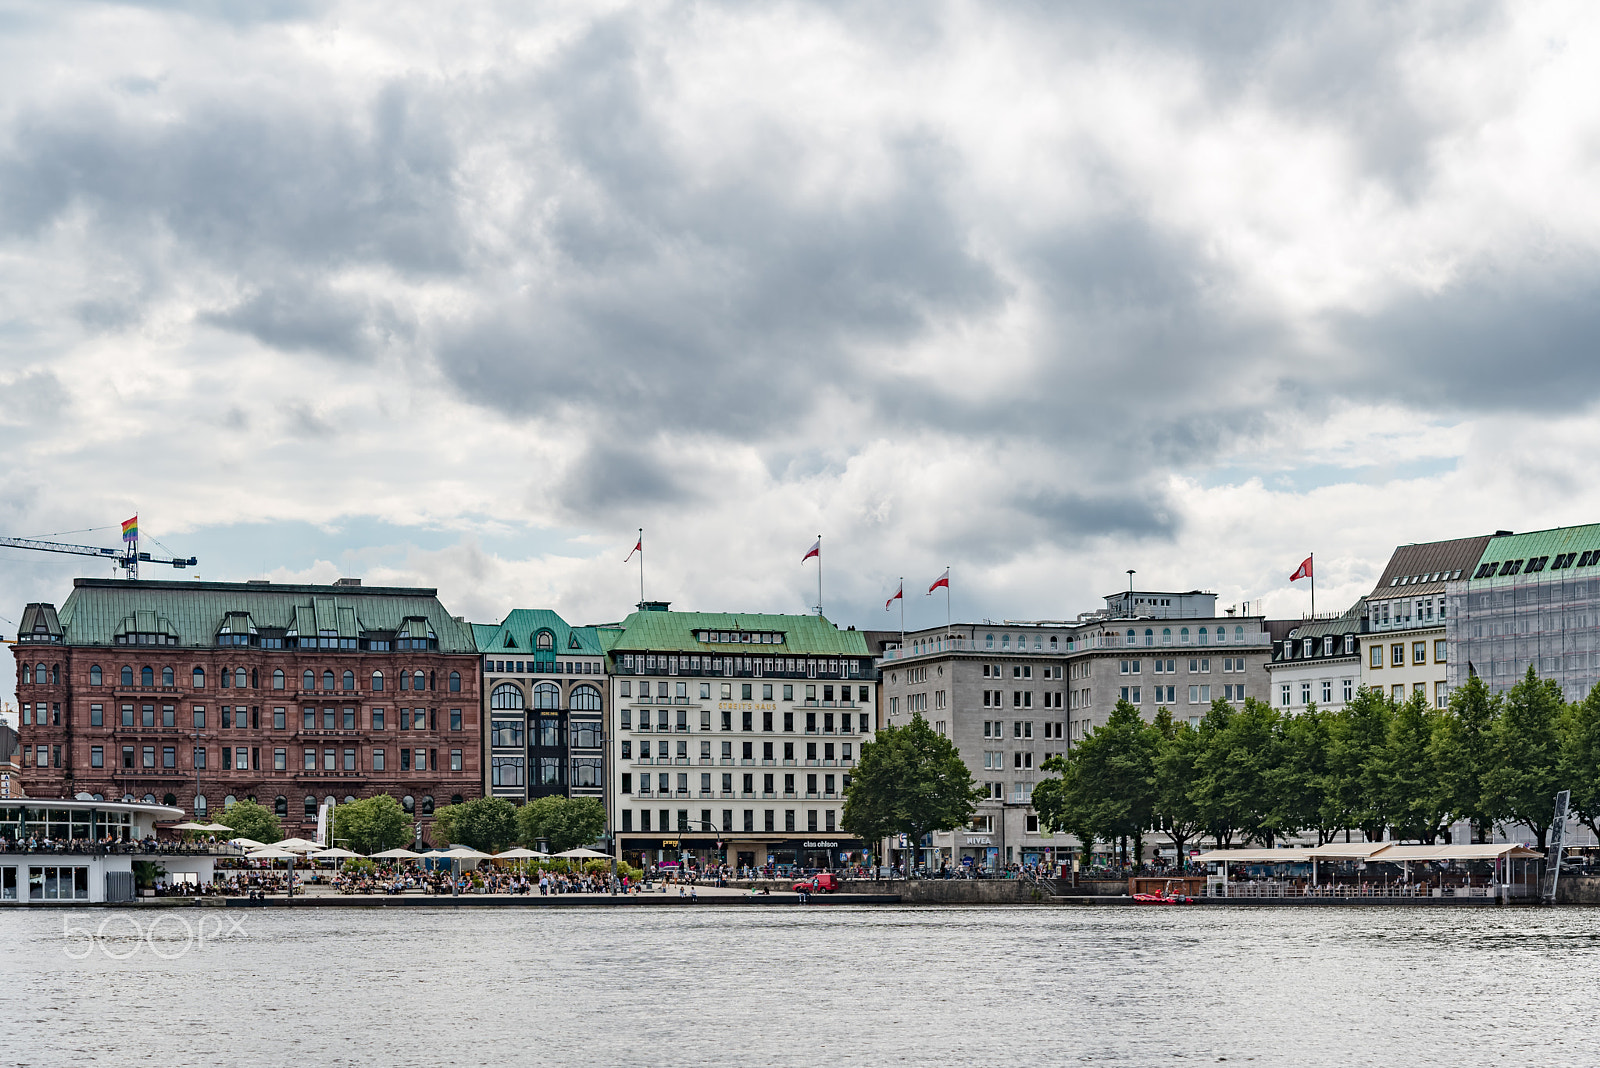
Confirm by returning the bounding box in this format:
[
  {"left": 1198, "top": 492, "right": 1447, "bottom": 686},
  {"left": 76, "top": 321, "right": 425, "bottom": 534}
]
[
  {"left": 1434, "top": 639, "right": 1447, "bottom": 663},
  {"left": 303, "top": 670, "right": 315, "bottom": 690},
  {"left": 571, "top": 685, "right": 603, "bottom": 711},
  {"left": 193, "top": 667, "right": 205, "bottom": 689},
  {"left": 162, "top": 667, "right": 174, "bottom": 687},
  {"left": 449, "top": 671, "right": 461, "bottom": 693},
  {"left": 1392, "top": 644, "right": 1404, "bottom": 667},
  {"left": 90, "top": 746, "right": 103, "bottom": 768},
  {"left": 122, "top": 666, "right": 134, "bottom": 686},
  {"left": 533, "top": 682, "right": 560, "bottom": 709},
  {"left": 1413, "top": 641, "right": 1426, "bottom": 665},
  {"left": 273, "top": 669, "right": 285, "bottom": 690},
  {"left": 1370, "top": 645, "right": 1383, "bottom": 669},
  {"left": 491, "top": 683, "right": 525, "bottom": 710},
  {"left": 373, "top": 749, "right": 385, "bottom": 771}
]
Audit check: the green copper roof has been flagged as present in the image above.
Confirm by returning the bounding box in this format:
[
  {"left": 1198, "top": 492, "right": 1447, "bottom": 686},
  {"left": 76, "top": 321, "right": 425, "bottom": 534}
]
[
  {"left": 605, "top": 610, "right": 870, "bottom": 656},
  {"left": 1466, "top": 523, "right": 1600, "bottom": 585},
  {"left": 471, "top": 609, "right": 603, "bottom": 656},
  {"left": 53, "top": 578, "right": 476, "bottom": 652}
]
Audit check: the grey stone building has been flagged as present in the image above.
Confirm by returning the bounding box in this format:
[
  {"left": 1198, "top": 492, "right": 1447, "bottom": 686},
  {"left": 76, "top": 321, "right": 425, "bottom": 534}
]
[{"left": 878, "top": 590, "right": 1272, "bottom": 872}]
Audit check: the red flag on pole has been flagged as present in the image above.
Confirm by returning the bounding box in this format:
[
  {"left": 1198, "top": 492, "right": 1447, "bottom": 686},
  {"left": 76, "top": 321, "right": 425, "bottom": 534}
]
[
  {"left": 885, "top": 582, "right": 903, "bottom": 611},
  {"left": 802, "top": 538, "right": 820, "bottom": 563},
  {"left": 625, "top": 537, "right": 642, "bottom": 562},
  {"left": 928, "top": 569, "right": 949, "bottom": 594},
  {"left": 1290, "top": 556, "right": 1313, "bottom": 582}
]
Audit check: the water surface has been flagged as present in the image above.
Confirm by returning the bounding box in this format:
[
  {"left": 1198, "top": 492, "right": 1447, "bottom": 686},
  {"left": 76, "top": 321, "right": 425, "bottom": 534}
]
[{"left": 2, "top": 905, "right": 1597, "bottom": 1066}]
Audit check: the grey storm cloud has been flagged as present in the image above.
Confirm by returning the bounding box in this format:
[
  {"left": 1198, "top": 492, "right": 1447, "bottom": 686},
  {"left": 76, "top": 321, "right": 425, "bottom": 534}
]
[{"left": 0, "top": 0, "right": 1594, "bottom": 568}]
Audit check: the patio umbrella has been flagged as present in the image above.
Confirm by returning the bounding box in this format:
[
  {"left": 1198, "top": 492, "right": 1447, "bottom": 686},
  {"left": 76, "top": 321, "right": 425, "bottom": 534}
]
[
  {"left": 167, "top": 821, "right": 214, "bottom": 832},
  {"left": 494, "top": 847, "right": 550, "bottom": 859},
  {"left": 310, "top": 847, "right": 364, "bottom": 859},
  {"left": 270, "top": 837, "right": 322, "bottom": 852},
  {"left": 198, "top": 823, "right": 234, "bottom": 833},
  {"left": 229, "top": 837, "right": 267, "bottom": 850},
  {"left": 370, "top": 847, "right": 423, "bottom": 859},
  {"left": 552, "top": 847, "right": 610, "bottom": 859},
  {"left": 440, "top": 847, "right": 492, "bottom": 860},
  {"left": 246, "top": 847, "right": 301, "bottom": 859}
]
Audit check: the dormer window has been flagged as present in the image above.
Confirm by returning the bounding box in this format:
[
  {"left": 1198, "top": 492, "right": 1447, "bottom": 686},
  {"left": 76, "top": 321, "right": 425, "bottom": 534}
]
[{"left": 536, "top": 630, "right": 555, "bottom": 651}]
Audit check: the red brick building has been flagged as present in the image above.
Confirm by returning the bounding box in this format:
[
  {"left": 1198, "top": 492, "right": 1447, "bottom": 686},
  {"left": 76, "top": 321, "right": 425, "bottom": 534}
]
[{"left": 12, "top": 578, "right": 482, "bottom": 838}]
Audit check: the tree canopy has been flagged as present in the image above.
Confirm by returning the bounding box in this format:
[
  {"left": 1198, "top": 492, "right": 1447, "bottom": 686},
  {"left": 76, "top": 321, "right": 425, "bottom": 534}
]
[
  {"left": 331, "top": 794, "right": 414, "bottom": 855},
  {"left": 213, "top": 798, "right": 281, "bottom": 845},
  {"left": 517, "top": 795, "right": 607, "bottom": 852},
  {"left": 431, "top": 796, "right": 519, "bottom": 852},
  {"left": 842, "top": 712, "right": 981, "bottom": 867}
]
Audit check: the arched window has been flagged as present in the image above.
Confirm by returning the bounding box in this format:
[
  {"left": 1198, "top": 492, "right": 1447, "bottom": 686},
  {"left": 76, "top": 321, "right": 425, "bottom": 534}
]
[
  {"left": 193, "top": 795, "right": 207, "bottom": 817},
  {"left": 122, "top": 665, "right": 134, "bottom": 686},
  {"left": 1180, "top": 628, "right": 1190, "bottom": 643},
  {"left": 162, "top": 666, "right": 174, "bottom": 686},
  {"left": 304, "top": 796, "right": 317, "bottom": 818},
  {"left": 1162, "top": 628, "right": 1172, "bottom": 644},
  {"left": 449, "top": 671, "right": 461, "bottom": 693},
  {"left": 141, "top": 666, "right": 154, "bottom": 688},
  {"left": 1144, "top": 628, "right": 1154, "bottom": 646},
  {"left": 1235, "top": 626, "right": 1245, "bottom": 642},
  {"left": 1214, "top": 627, "right": 1227, "bottom": 644},
  {"left": 413, "top": 670, "right": 425, "bottom": 691},
  {"left": 236, "top": 668, "right": 248, "bottom": 688},
  {"left": 193, "top": 667, "right": 205, "bottom": 689},
  {"left": 302, "top": 670, "right": 315, "bottom": 690},
  {"left": 274, "top": 796, "right": 288, "bottom": 817},
  {"left": 163, "top": 793, "right": 177, "bottom": 807},
  {"left": 1049, "top": 636, "right": 1058, "bottom": 650},
  {"left": 343, "top": 670, "right": 355, "bottom": 691},
  {"left": 421, "top": 796, "right": 435, "bottom": 815},
  {"left": 371, "top": 671, "right": 384, "bottom": 692},
  {"left": 1001, "top": 635, "right": 1011, "bottom": 649},
  {"left": 273, "top": 669, "right": 285, "bottom": 690},
  {"left": 491, "top": 684, "right": 526, "bottom": 710},
  {"left": 323, "top": 670, "right": 335, "bottom": 691},
  {"left": 344, "top": 795, "right": 355, "bottom": 804},
  {"left": 324, "top": 795, "right": 336, "bottom": 810},
  {"left": 570, "top": 684, "right": 602, "bottom": 711},
  {"left": 985, "top": 634, "right": 994, "bottom": 649},
  {"left": 90, "top": 665, "right": 102, "bottom": 686},
  {"left": 450, "top": 794, "right": 463, "bottom": 805},
  {"left": 143, "top": 794, "right": 156, "bottom": 804},
  {"left": 536, "top": 630, "right": 554, "bottom": 651},
  {"left": 402, "top": 795, "right": 415, "bottom": 813},
  {"left": 220, "top": 667, "right": 231, "bottom": 689},
  {"left": 1125, "top": 629, "right": 1136, "bottom": 646},
  {"left": 399, "top": 671, "right": 410, "bottom": 692},
  {"left": 51, "top": 665, "right": 59, "bottom": 685},
  {"left": 35, "top": 664, "right": 48, "bottom": 685},
  {"left": 1199, "top": 627, "right": 1209, "bottom": 645},
  {"left": 533, "top": 682, "right": 561, "bottom": 710},
  {"left": 224, "top": 795, "right": 236, "bottom": 807}
]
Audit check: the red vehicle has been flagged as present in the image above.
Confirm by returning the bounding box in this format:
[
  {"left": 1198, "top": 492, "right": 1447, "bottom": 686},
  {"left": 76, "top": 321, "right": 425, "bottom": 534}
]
[{"left": 793, "top": 872, "right": 841, "bottom": 894}]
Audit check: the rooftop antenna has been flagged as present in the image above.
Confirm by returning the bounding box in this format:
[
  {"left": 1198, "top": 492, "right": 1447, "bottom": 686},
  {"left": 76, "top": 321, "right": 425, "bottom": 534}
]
[{"left": 1126, "top": 569, "right": 1136, "bottom": 615}]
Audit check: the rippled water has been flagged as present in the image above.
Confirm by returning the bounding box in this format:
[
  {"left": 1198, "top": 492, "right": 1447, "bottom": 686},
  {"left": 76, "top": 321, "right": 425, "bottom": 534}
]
[{"left": 4, "top": 905, "right": 1600, "bottom": 1066}]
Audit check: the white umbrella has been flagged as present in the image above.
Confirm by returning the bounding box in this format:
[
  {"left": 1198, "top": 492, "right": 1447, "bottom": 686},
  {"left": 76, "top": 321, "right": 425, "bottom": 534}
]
[
  {"left": 494, "top": 847, "right": 550, "bottom": 859},
  {"left": 229, "top": 837, "right": 267, "bottom": 850},
  {"left": 553, "top": 847, "right": 610, "bottom": 859},
  {"left": 167, "top": 821, "right": 213, "bottom": 832},
  {"left": 246, "top": 847, "right": 301, "bottom": 860},
  {"left": 370, "top": 847, "right": 423, "bottom": 859},
  {"left": 269, "top": 837, "right": 322, "bottom": 853},
  {"left": 440, "top": 846, "right": 492, "bottom": 859},
  {"left": 198, "top": 822, "right": 234, "bottom": 833},
  {"left": 310, "top": 847, "right": 363, "bottom": 859}
]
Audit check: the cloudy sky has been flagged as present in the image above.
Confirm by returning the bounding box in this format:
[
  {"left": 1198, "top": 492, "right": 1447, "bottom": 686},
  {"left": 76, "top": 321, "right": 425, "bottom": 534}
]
[{"left": 4, "top": 0, "right": 1600, "bottom": 696}]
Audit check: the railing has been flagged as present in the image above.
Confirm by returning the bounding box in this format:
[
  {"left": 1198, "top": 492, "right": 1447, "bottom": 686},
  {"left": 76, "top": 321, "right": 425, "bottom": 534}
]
[
  {"left": 1203, "top": 881, "right": 1497, "bottom": 899},
  {"left": 880, "top": 632, "right": 1272, "bottom": 661},
  {"left": 0, "top": 841, "right": 257, "bottom": 857}
]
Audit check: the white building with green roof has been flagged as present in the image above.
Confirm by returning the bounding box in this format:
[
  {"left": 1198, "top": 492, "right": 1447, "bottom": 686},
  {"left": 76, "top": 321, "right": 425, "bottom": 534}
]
[{"left": 602, "top": 603, "right": 878, "bottom": 874}]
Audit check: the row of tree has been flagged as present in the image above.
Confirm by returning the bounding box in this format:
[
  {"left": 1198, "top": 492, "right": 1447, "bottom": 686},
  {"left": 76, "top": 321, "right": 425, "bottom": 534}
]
[
  {"left": 210, "top": 794, "right": 607, "bottom": 857},
  {"left": 1031, "top": 667, "right": 1598, "bottom": 867}
]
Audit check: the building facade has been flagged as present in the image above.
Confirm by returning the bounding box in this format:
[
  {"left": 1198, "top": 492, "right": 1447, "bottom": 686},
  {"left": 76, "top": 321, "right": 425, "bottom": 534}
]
[
  {"left": 1448, "top": 523, "right": 1600, "bottom": 701},
  {"left": 1360, "top": 535, "right": 1490, "bottom": 707},
  {"left": 12, "top": 578, "right": 483, "bottom": 837},
  {"left": 878, "top": 591, "right": 1273, "bottom": 871},
  {"left": 1266, "top": 600, "right": 1365, "bottom": 714},
  {"left": 473, "top": 611, "right": 606, "bottom": 806},
  {"left": 604, "top": 605, "right": 877, "bottom": 873}
]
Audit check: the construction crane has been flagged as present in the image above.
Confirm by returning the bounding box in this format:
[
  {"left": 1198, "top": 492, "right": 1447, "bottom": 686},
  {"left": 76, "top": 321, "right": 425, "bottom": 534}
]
[{"left": 0, "top": 516, "right": 196, "bottom": 580}]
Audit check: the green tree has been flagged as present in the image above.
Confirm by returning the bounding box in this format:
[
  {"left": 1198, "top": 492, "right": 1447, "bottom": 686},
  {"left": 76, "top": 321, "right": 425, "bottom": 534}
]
[
  {"left": 842, "top": 712, "right": 981, "bottom": 872},
  {"left": 1328, "top": 687, "right": 1392, "bottom": 841},
  {"left": 1193, "top": 697, "right": 1282, "bottom": 846},
  {"left": 1033, "top": 700, "right": 1157, "bottom": 866},
  {"left": 331, "top": 794, "right": 414, "bottom": 855},
  {"left": 517, "top": 795, "right": 608, "bottom": 852},
  {"left": 1483, "top": 665, "right": 1566, "bottom": 849},
  {"left": 431, "top": 796, "right": 519, "bottom": 852},
  {"left": 1560, "top": 682, "right": 1600, "bottom": 842},
  {"left": 213, "top": 798, "right": 281, "bottom": 844},
  {"left": 1372, "top": 691, "right": 1446, "bottom": 841},
  {"left": 1150, "top": 708, "right": 1206, "bottom": 868},
  {"left": 1271, "top": 704, "right": 1337, "bottom": 844},
  {"left": 1429, "top": 675, "right": 1500, "bottom": 842}
]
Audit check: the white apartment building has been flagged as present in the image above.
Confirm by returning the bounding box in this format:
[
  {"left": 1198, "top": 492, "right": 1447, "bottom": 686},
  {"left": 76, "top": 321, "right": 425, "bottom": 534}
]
[
  {"left": 1266, "top": 600, "right": 1364, "bottom": 714},
  {"left": 1360, "top": 535, "right": 1491, "bottom": 708}
]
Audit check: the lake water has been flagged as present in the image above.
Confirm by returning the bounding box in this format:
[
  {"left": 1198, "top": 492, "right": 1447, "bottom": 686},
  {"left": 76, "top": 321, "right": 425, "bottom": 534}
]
[{"left": 3, "top": 904, "right": 1599, "bottom": 1066}]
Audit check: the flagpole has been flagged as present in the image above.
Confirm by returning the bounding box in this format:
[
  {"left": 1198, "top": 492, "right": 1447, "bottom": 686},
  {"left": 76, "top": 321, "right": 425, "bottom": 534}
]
[
  {"left": 817, "top": 534, "right": 823, "bottom": 617},
  {"left": 945, "top": 566, "right": 951, "bottom": 636},
  {"left": 638, "top": 528, "right": 644, "bottom": 608},
  {"left": 1310, "top": 552, "right": 1315, "bottom": 619},
  {"left": 899, "top": 576, "right": 905, "bottom": 650}
]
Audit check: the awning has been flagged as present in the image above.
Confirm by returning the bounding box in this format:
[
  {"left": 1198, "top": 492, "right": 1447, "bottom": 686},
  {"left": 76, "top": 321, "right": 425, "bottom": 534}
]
[{"left": 1192, "top": 849, "right": 1314, "bottom": 863}]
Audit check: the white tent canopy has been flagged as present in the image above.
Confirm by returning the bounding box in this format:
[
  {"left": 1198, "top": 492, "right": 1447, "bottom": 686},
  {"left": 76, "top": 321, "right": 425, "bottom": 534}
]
[{"left": 1194, "top": 843, "right": 1543, "bottom": 864}]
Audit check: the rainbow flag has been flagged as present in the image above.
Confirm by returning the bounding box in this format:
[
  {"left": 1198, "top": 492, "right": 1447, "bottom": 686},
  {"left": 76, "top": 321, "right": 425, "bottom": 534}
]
[{"left": 121, "top": 515, "right": 138, "bottom": 542}]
